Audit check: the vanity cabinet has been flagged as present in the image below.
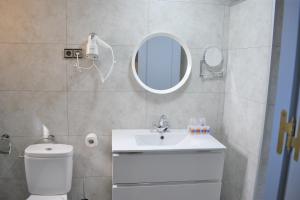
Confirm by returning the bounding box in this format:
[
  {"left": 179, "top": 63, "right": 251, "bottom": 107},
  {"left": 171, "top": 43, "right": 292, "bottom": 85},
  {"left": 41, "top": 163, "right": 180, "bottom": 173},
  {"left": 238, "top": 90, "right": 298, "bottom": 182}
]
[
  {"left": 112, "top": 129, "right": 226, "bottom": 200},
  {"left": 112, "top": 151, "right": 225, "bottom": 200},
  {"left": 113, "top": 182, "right": 221, "bottom": 200}
]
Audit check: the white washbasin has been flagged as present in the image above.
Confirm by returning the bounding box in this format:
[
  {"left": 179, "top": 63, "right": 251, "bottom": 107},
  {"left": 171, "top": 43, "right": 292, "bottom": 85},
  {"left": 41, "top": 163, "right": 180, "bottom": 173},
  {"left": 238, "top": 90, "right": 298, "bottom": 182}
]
[
  {"left": 135, "top": 132, "right": 187, "bottom": 146},
  {"left": 112, "top": 129, "right": 226, "bottom": 152}
]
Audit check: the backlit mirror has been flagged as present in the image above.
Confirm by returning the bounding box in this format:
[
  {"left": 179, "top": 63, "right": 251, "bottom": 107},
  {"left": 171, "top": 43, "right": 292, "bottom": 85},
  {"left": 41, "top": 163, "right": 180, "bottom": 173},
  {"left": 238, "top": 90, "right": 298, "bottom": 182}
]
[{"left": 132, "top": 33, "right": 192, "bottom": 94}]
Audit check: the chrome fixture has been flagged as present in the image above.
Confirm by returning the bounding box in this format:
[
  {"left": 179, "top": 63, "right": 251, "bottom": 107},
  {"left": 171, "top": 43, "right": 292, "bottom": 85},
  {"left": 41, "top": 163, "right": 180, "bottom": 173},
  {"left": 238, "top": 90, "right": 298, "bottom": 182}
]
[
  {"left": 34, "top": 134, "right": 56, "bottom": 144},
  {"left": 0, "top": 133, "right": 11, "bottom": 154},
  {"left": 200, "top": 46, "right": 225, "bottom": 79},
  {"left": 153, "top": 115, "right": 169, "bottom": 133}
]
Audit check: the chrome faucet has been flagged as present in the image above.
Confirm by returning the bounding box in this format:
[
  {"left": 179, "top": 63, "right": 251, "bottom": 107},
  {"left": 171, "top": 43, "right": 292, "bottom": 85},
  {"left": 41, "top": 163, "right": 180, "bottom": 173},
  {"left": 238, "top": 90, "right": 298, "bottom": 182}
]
[{"left": 153, "top": 115, "right": 169, "bottom": 133}]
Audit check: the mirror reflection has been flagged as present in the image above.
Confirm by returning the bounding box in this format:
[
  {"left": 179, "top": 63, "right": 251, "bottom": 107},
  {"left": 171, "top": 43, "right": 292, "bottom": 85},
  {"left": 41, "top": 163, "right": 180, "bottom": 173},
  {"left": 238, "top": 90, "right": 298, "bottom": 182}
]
[{"left": 134, "top": 36, "right": 188, "bottom": 90}]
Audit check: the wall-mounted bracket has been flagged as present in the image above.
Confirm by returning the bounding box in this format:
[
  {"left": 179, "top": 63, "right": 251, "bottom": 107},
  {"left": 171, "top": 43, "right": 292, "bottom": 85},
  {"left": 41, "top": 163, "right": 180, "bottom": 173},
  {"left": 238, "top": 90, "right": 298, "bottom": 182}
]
[
  {"left": 200, "top": 60, "right": 225, "bottom": 79},
  {"left": 200, "top": 47, "right": 225, "bottom": 79}
]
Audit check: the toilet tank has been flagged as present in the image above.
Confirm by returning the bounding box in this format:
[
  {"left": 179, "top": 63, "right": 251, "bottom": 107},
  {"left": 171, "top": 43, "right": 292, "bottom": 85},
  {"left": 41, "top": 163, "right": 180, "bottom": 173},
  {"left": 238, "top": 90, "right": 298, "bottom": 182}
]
[{"left": 24, "top": 144, "right": 73, "bottom": 195}]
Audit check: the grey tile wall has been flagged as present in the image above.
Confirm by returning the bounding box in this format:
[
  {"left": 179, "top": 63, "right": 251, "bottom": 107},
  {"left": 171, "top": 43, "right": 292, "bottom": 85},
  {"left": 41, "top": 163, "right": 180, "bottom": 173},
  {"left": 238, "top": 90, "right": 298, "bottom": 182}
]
[
  {"left": 254, "top": 0, "right": 284, "bottom": 199},
  {"left": 148, "top": 1, "right": 226, "bottom": 48},
  {"left": 67, "top": 0, "right": 148, "bottom": 45},
  {"left": 0, "top": 0, "right": 66, "bottom": 44},
  {"left": 0, "top": 44, "right": 67, "bottom": 91},
  {"left": 228, "top": 0, "right": 274, "bottom": 49},
  {"left": 225, "top": 47, "right": 271, "bottom": 103},
  {"left": 0, "top": 0, "right": 229, "bottom": 199},
  {"left": 0, "top": 92, "right": 68, "bottom": 137},
  {"left": 222, "top": 0, "right": 275, "bottom": 200}
]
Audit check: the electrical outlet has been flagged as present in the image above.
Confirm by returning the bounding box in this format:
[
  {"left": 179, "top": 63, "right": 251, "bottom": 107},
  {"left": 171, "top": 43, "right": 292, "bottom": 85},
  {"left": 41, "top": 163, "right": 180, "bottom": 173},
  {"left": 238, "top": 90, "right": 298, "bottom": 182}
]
[
  {"left": 64, "top": 48, "right": 83, "bottom": 58},
  {"left": 64, "top": 49, "right": 73, "bottom": 58},
  {"left": 73, "top": 49, "right": 83, "bottom": 58}
]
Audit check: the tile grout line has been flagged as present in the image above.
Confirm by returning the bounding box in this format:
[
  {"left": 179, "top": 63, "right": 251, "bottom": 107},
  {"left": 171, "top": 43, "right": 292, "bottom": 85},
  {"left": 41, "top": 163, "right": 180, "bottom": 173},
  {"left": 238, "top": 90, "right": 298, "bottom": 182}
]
[
  {"left": 66, "top": 0, "right": 70, "bottom": 138},
  {"left": 221, "top": 4, "right": 229, "bottom": 50},
  {"left": 146, "top": 0, "right": 150, "bottom": 33},
  {"left": 0, "top": 41, "right": 68, "bottom": 45},
  {"left": 32, "top": 90, "right": 222, "bottom": 94},
  {"left": 219, "top": 3, "right": 229, "bottom": 133}
]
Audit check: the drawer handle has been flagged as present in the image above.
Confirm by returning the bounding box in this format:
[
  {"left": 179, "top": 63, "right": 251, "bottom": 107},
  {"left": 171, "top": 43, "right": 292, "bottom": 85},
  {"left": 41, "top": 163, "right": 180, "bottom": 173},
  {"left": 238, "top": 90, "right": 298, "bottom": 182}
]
[
  {"left": 113, "top": 153, "right": 119, "bottom": 157},
  {"left": 113, "top": 180, "right": 220, "bottom": 187}
]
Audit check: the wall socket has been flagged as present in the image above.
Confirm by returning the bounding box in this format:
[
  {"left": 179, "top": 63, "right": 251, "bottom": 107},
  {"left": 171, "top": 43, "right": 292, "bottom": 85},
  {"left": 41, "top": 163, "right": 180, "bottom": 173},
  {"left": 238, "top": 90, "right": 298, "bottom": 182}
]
[{"left": 64, "top": 49, "right": 83, "bottom": 58}]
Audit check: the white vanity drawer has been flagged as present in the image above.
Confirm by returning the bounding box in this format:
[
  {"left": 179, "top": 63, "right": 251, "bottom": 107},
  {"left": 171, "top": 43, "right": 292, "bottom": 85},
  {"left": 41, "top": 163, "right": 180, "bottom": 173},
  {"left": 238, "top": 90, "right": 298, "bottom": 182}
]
[
  {"left": 113, "top": 182, "right": 221, "bottom": 200},
  {"left": 112, "top": 151, "right": 224, "bottom": 184}
]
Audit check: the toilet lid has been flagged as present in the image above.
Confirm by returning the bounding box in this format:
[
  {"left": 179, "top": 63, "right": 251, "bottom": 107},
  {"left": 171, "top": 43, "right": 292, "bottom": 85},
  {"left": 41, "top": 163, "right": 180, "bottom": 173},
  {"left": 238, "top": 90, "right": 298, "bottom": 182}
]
[
  {"left": 25, "top": 144, "right": 73, "bottom": 158},
  {"left": 27, "top": 195, "right": 67, "bottom": 200}
]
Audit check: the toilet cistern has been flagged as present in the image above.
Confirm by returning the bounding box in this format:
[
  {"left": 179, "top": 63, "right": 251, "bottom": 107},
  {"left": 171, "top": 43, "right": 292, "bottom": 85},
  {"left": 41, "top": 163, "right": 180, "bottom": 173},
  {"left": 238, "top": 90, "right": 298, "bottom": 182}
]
[{"left": 24, "top": 143, "right": 73, "bottom": 200}]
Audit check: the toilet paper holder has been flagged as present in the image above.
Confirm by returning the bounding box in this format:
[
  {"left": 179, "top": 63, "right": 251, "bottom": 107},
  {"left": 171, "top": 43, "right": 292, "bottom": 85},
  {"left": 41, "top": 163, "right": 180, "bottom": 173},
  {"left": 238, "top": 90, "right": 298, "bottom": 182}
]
[
  {"left": 85, "top": 133, "right": 98, "bottom": 148},
  {"left": 0, "top": 133, "right": 11, "bottom": 155}
]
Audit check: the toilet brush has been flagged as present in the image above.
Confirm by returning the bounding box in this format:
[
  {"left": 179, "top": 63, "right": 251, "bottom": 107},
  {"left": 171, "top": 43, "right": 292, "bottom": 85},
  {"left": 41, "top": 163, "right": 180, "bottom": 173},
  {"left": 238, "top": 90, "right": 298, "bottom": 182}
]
[{"left": 81, "top": 176, "right": 88, "bottom": 200}]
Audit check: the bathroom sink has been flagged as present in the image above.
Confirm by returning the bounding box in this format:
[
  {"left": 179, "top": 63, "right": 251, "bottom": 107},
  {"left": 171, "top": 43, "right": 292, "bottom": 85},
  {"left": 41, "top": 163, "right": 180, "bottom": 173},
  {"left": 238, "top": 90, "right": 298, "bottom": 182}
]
[
  {"left": 112, "top": 129, "right": 226, "bottom": 152},
  {"left": 135, "top": 132, "right": 187, "bottom": 146}
]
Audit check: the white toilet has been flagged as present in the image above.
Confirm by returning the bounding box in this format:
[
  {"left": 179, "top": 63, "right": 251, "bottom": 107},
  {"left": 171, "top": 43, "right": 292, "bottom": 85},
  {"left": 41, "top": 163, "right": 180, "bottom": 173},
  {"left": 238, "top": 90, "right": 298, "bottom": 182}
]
[{"left": 24, "top": 143, "right": 73, "bottom": 200}]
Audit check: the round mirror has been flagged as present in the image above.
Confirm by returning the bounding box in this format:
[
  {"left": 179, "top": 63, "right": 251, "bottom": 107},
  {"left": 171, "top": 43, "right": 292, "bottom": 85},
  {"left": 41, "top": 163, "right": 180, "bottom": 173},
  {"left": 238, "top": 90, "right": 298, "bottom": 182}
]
[
  {"left": 204, "top": 47, "right": 223, "bottom": 72},
  {"left": 132, "top": 33, "right": 192, "bottom": 94}
]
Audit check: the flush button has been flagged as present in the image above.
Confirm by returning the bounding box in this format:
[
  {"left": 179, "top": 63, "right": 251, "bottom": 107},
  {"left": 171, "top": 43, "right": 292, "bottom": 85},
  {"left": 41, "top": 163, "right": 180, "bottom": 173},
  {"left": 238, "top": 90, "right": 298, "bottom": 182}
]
[{"left": 45, "top": 147, "right": 52, "bottom": 151}]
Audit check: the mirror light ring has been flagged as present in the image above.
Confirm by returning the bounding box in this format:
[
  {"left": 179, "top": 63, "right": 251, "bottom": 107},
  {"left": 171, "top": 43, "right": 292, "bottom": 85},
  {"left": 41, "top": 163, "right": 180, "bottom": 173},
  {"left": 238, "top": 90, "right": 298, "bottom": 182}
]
[{"left": 131, "top": 32, "right": 192, "bottom": 94}]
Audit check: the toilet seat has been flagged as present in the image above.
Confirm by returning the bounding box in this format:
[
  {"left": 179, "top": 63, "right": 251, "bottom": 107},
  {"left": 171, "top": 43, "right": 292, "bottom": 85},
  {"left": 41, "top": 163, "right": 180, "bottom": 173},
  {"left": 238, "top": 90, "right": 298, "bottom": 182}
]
[{"left": 27, "top": 194, "right": 67, "bottom": 200}]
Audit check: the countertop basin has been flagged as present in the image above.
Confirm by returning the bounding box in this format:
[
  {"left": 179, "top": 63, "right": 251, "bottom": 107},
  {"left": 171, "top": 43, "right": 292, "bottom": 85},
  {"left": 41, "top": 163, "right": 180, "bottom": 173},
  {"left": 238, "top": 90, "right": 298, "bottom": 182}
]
[
  {"left": 112, "top": 129, "right": 226, "bottom": 152},
  {"left": 135, "top": 132, "right": 187, "bottom": 146}
]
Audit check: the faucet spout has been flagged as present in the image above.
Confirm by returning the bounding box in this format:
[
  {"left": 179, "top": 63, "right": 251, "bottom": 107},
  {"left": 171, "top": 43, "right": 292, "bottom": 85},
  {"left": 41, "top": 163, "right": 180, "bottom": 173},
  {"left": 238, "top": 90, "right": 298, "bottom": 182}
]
[{"left": 153, "top": 115, "right": 169, "bottom": 133}]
